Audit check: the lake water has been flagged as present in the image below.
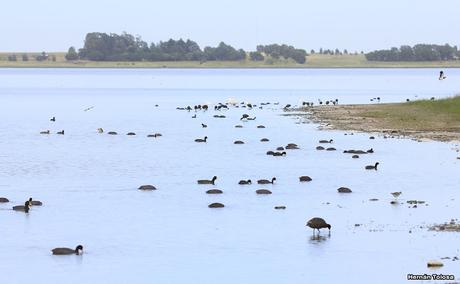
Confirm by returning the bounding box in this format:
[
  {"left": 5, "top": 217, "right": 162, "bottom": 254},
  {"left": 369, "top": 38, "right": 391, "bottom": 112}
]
[{"left": 0, "top": 68, "right": 459, "bottom": 283}]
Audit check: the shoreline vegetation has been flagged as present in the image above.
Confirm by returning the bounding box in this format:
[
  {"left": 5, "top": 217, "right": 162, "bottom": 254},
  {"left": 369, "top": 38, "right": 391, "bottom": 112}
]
[
  {"left": 296, "top": 96, "right": 460, "bottom": 142},
  {"left": 2, "top": 32, "right": 460, "bottom": 68},
  {"left": 3, "top": 53, "right": 460, "bottom": 68}
]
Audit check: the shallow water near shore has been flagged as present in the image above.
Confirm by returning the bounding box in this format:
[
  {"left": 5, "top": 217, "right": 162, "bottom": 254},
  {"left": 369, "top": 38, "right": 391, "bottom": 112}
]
[{"left": 0, "top": 68, "right": 459, "bottom": 283}]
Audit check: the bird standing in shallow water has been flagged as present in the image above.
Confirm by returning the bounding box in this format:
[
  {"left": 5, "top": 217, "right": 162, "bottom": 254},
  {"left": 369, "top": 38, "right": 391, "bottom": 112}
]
[{"left": 306, "top": 217, "right": 331, "bottom": 235}]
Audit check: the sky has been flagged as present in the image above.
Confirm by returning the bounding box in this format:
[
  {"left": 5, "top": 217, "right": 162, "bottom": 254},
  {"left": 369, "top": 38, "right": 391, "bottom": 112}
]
[{"left": 1, "top": 0, "right": 459, "bottom": 52}]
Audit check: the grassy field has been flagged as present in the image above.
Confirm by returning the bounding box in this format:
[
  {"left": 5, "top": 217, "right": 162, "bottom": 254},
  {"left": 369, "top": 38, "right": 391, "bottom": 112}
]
[
  {"left": 2, "top": 52, "right": 460, "bottom": 68},
  {"left": 305, "top": 96, "right": 460, "bottom": 141}
]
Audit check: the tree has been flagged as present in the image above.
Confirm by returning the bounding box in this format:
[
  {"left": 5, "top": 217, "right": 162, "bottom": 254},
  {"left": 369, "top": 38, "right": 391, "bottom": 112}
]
[
  {"left": 310, "top": 49, "right": 315, "bottom": 54},
  {"left": 249, "top": 51, "right": 264, "bottom": 61},
  {"left": 65, "top": 47, "right": 79, "bottom": 60},
  {"left": 8, "top": 54, "right": 17, "bottom": 61},
  {"left": 22, "top": 54, "right": 29, "bottom": 61}
]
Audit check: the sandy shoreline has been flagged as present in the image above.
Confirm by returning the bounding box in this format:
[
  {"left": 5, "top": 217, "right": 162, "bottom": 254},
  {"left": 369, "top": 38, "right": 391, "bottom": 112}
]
[{"left": 293, "top": 104, "right": 460, "bottom": 143}]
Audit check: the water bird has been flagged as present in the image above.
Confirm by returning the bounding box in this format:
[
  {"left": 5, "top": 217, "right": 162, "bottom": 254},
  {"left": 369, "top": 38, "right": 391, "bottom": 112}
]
[
  {"left": 365, "top": 162, "right": 379, "bottom": 170},
  {"left": 319, "top": 139, "right": 333, "bottom": 143},
  {"left": 84, "top": 106, "right": 94, "bottom": 112},
  {"left": 316, "top": 146, "right": 325, "bottom": 150},
  {"left": 234, "top": 140, "right": 245, "bottom": 144},
  {"left": 13, "top": 201, "right": 30, "bottom": 213},
  {"left": 272, "top": 151, "right": 286, "bottom": 156},
  {"left": 192, "top": 114, "right": 197, "bottom": 118},
  {"left": 28, "top": 198, "right": 42, "bottom": 206},
  {"left": 238, "top": 179, "right": 252, "bottom": 185},
  {"left": 391, "top": 192, "right": 402, "bottom": 198},
  {"left": 256, "top": 189, "right": 272, "bottom": 194},
  {"left": 97, "top": 128, "right": 104, "bottom": 133},
  {"left": 257, "top": 177, "right": 276, "bottom": 184},
  {"left": 126, "top": 132, "right": 136, "bottom": 136},
  {"left": 52, "top": 245, "right": 83, "bottom": 255},
  {"left": 195, "top": 136, "right": 208, "bottom": 143},
  {"left": 0, "top": 197, "right": 9, "bottom": 203},
  {"left": 206, "top": 189, "right": 223, "bottom": 194},
  {"left": 260, "top": 138, "right": 269, "bottom": 142},
  {"left": 337, "top": 187, "right": 352, "bottom": 193},
  {"left": 40, "top": 130, "right": 50, "bottom": 134},
  {"left": 439, "top": 71, "right": 446, "bottom": 80},
  {"left": 299, "top": 176, "right": 312, "bottom": 182},
  {"left": 50, "top": 117, "right": 56, "bottom": 122},
  {"left": 57, "top": 130, "right": 64, "bottom": 135},
  {"left": 306, "top": 217, "right": 331, "bottom": 234},
  {"left": 138, "top": 185, "right": 157, "bottom": 190},
  {"left": 108, "top": 131, "right": 118, "bottom": 135},
  {"left": 201, "top": 123, "right": 207, "bottom": 128},
  {"left": 208, "top": 203, "right": 224, "bottom": 208},
  {"left": 198, "top": 176, "right": 217, "bottom": 185}
]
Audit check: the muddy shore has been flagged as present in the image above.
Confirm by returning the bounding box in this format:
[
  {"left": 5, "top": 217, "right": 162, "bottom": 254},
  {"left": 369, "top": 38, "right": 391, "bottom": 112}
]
[{"left": 294, "top": 104, "right": 460, "bottom": 142}]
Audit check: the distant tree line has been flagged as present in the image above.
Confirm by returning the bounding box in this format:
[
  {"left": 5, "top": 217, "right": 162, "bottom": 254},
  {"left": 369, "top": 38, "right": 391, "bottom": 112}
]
[
  {"left": 256, "top": 44, "right": 307, "bottom": 63},
  {"left": 365, "top": 44, "right": 459, "bottom": 61},
  {"left": 5, "top": 52, "right": 54, "bottom": 62},
  {"left": 67, "top": 32, "right": 308, "bottom": 63}
]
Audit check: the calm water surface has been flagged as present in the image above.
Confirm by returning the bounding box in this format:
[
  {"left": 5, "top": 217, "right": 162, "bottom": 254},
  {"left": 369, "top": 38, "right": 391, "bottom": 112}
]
[{"left": 0, "top": 69, "right": 459, "bottom": 283}]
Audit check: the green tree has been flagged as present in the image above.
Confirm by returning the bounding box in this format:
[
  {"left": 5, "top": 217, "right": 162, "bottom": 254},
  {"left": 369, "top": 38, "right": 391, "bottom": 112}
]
[
  {"left": 65, "top": 47, "right": 79, "bottom": 60},
  {"left": 249, "top": 51, "right": 264, "bottom": 61},
  {"left": 22, "top": 54, "right": 29, "bottom": 61},
  {"left": 8, "top": 54, "right": 17, "bottom": 61}
]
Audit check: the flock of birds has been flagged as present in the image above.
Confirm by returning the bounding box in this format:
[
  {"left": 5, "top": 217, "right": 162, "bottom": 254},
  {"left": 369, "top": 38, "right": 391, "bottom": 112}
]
[{"left": 6, "top": 72, "right": 449, "bottom": 254}]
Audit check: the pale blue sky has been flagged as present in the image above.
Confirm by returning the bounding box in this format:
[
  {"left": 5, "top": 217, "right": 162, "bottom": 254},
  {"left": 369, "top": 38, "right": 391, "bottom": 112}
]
[{"left": 2, "top": 0, "right": 459, "bottom": 52}]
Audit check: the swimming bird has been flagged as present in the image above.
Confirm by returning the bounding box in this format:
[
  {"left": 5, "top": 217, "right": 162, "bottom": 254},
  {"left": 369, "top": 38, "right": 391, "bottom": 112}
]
[
  {"left": 367, "top": 148, "right": 374, "bottom": 153},
  {"left": 319, "top": 139, "right": 333, "bottom": 143},
  {"left": 439, "top": 71, "right": 446, "bottom": 80},
  {"left": 234, "top": 140, "right": 245, "bottom": 144},
  {"left": 126, "top": 132, "right": 136, "bottom": 136},
  {"left": 50, "top": 117, "right": 56, "bottom": 122},
  {"left": 57, "top": 130, "right": 64, "bottom": 135},
  {"left": 97, "top": 128, "right": 104, "bottom": 133},
  {"left": 40, "top": 130, "right": 50, "bottom": 134},
  {"left": 195, "top": 136, "right": 208, "bottom": 143},
  {"left": 197, "top": 176, "right": 217, "bottom": 185},
  {"left": 208, "top": 203, "right": 224, "bottom": 208},
  {"left": 192, "top": 114, "right": 197, "bottom": 118},
  {"left": 316, "top": 146, "right": 325, "bottom": 150},
  {"left": 13, "top": 201, "right": 30, "bottom": 213},
  {"left": 266, "top": 151, "right": 275, "bottom": 156},
  {"left": 28, "top": 198, "right": 42, "bottom": 206},
  {"left": 107, "top": 131, "right": 118, "bottom": 135},
  {"left": 306, "top": 217, "right": 331, "bottom": 234},
  {"left": 138, "top": 185, "right": 157, "bottom": 190},
  {"left": 256, "top": 189, "right": 272, "bottom": 194},
  {"left": 391, "top": 192, "right": 402, "bottom": 198},
  {"left": 272, "top": 151, "right": 286, "bottom": 156},
  {"left": 260, "top": 138, "right": 269, "bottom": 142},
  {"left": 52, "top": 245, "right": 83, "bottom": 255},
  {"left": 201, "top": 123, "right": 207, "bottom": 128},
  {"left": 299, "top": 176, "right": 312, "bottom": 182},
  {"left": 84, "top": 106, "right": 94, "bottom": 112},
  {"left": 365, "top": 162, "right": 379, "bottom": 170},
  {"left": 0, "top": 197, "right": 9, "bottom": 202},
  {"left": 238, "top": 179, "right": 252, "bottom": 185},
  {"left": 257, "top": 177, "right": 276, "bottom": 184},
  {"left": 206, "top": 189, "right": 223, "bottom": 194}
]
